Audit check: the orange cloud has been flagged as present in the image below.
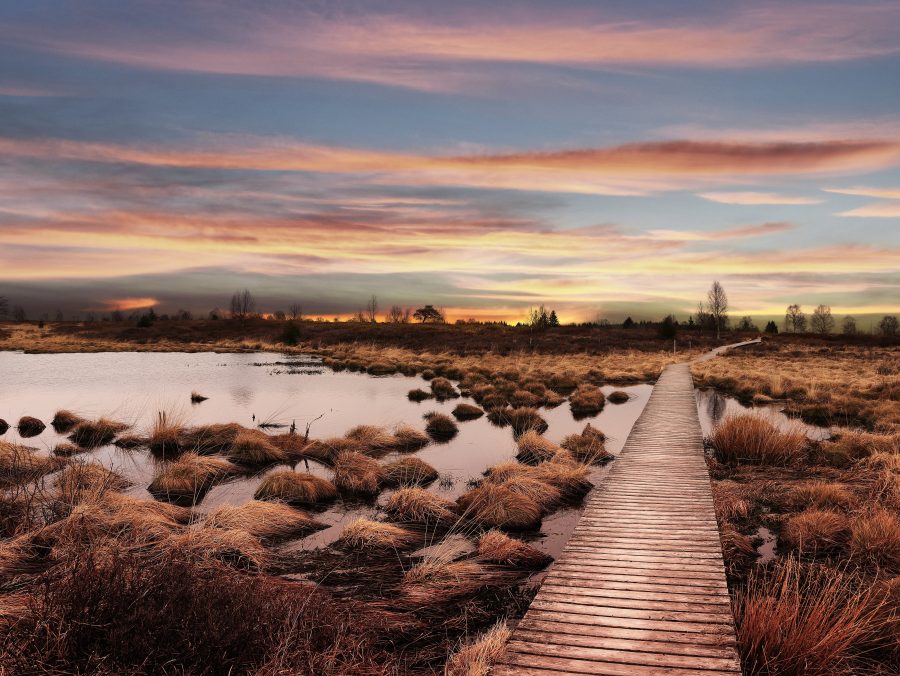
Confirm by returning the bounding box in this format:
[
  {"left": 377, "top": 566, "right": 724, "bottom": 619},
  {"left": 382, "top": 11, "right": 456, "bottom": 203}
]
[
  {"left": 647, "top": 222, "right": 796, "bottom": 241},
  {"left": 101, "top": 297, "right": 159, "bottom": 311},
  {"left": 836, "top": 202, "right": 900, "bottom": 218},
  {"left": 697, "top": 192, "right": 822, "bottom": 205}
]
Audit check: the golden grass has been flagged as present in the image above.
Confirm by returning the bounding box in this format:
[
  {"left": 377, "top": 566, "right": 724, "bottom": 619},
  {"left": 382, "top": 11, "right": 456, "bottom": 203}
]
[
  {"left": 392, "top": 424, "right": 430, "bottom": 452},
  {"left": 430, "top": 377, "right": 459, "bottom": 399},
  {"left": 711, "top": 414, "right": 807, "bottom": 465},
  {"left": 51, "top": 410, "right": 84, "bottom": 432},
  {"left": 204, "top": 500, "right": 325, "bottom": 541},
  {"left": 476, "top": 530, "right": 552, "bottom": 570},
  {"left": 849, "top": 509, "right": 900, "bottom": 573},
  {"left": 333, "top": 451, "right": 385, "bottom": 496},
  {"left": 384, "top": 487, "right": 458, "bottom": 527},
  {"left": 148, "top": 454, "right": 237, "bottom": 504},
  {"left": 500, "top": 475, "right": 561, "bottom": 512},
  {"left": 560, "top": 423, "right": 611, "bottom": 464},
  {"left": 451, "top": 403, "right": 484, "bottom": 421},
  {"left": 179, "top": 422, "right": 244, "bottom": 454},
  {"left": 1, "top": 441, "right": 66, "bottom": 485},
  {"left": 515, "top": 430, "right": 561, "bottom": 464},
  {"left": 253, "top": 471, "right": 337, "bottom": 506},
  {"left": 68, "top": 418, "right": 129, "bottom": 448},
  {"left": 168, "top": 526, "right": 270, "bottom": 572},
  {"left": 720, "top": 525, "right": 758, "bottom": 578},
  {"left": 345, "top": 425, "right": 398, "bottom": 453},
  {"left": 445, "top": 621, "right": 511, "bottom": 676},
  {"left": 382, "top": 457, "right": 439, "bottom": 487},
  {"left": 568, "top": 383, "right": 606, "bottom": 415},
  {"left": 457, "top": 483, "right": 542, "bottom": 530},
  {"left": 424, "top": 413, "right": 458, "bottom": 441},
  {"left": 400, "top": 560, "right": 512, "bottom": 606},
  {"left": 226, "top": 429, "right": 287, "bottom": 466},
  {"left": 147, "top": 412, "right": 185, "bottom": 457},
  {"left": 528, "top": 460, "right": 594, "bottom": 500},
  {"left": 299, "top": 437, "right": 355, "bottom": 464},
  {"left": 733, "top": 558, "right": 891, "bottom": 675},
  {"left": 54, "top": 462, "right": 130, "bottom": 503},
  {"left": 788, "top": 481, "right": 856, "bottom": 511},
  {"left": 780, "top": 509, "right": 850, "bottom": 556},
  {"left": 337, "top": 518, "right": 419, "bottom": 552}
]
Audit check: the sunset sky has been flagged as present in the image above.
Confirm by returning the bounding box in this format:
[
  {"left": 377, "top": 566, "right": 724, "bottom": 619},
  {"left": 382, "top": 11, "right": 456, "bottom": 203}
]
[{"left": 1, "top": 1, "right": 899, "bottom": 323}]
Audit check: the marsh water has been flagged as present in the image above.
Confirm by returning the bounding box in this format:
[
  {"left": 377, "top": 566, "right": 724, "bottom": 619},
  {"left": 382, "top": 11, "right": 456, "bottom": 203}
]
[{"left": 0, "top": 351, "right": 653, "bottom": 557}]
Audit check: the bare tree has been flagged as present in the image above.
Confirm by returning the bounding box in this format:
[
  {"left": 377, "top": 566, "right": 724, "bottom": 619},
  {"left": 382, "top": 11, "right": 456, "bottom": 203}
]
[
  {"left": 0, "top": 295, "right": 8, "bottom": 320},
  {"left": 842, "top": 315, "right": 857, "bottom": 336},
  {"left": 365, "top": 295, "right": 378, "bottom": 323},
  {"left": 386, "top": 305, "right": 410, "bottom": 323},
  {"left": 288, "top": 303, "right": 303, "bottom": 321},
  {"left": 229, "top": 289, "right": 256, "bottom": 320},
  {"left": 810, "top": 304, "right": 834, "bottom": 334},
  {"left": 784, "top": 304, "right": 807, "bottom": 333},
  {"left": 737, "top": 316, "right": 757, "bottom": 331},
  {"left": 879, "top": 315, "right": 898, "bottom": 336},
  {"left": 706, "top": 281, "right": 729, "bottom": 340}
]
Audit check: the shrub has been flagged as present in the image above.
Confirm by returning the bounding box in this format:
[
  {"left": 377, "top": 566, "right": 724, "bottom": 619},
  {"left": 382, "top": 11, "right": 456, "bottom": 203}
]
[{"left": 279, "top": 321, "right": 301, "bottom": 345}]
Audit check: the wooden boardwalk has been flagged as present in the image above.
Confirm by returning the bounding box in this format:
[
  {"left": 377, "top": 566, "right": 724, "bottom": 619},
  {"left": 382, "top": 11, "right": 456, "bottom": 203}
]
[{"left": 494, "top": 362, "right": 742, "bottom": 675}]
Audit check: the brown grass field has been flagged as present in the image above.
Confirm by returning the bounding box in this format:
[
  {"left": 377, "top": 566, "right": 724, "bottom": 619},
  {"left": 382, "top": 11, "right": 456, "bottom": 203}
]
[{"left": 1, "top": 319, "right": 898, "bottom": 674}]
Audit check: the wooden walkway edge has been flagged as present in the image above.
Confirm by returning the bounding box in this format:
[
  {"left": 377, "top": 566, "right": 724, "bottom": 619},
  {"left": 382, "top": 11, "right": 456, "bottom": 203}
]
[{"left": 494, "top": 355, "right": 749, "bottom": 675}]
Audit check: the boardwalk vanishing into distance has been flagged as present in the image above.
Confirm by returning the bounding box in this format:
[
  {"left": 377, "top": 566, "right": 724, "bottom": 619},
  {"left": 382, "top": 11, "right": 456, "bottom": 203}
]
[{"left": 494, "top": 342, "right": 761, "bottom": 675}]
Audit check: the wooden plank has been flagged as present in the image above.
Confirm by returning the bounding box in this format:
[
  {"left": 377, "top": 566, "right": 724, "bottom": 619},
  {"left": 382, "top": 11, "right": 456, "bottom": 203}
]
[{"left": 496, "top": 360, "right": 743, "bottom": 675}]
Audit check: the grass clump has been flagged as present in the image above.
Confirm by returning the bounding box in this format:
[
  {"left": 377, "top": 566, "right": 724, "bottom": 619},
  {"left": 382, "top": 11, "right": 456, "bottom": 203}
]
[
  {"left": 68, "top": 418, "right": 129, "bottom": 448},
  {"left": 515, "top": 430, "right": 561, "bottom": 464},
  {"left": 476, "top": 530, "right": 552, "bottom": 570},
  {"left": 430, "top": 377, "right": 459, "bottom": 399},
  {"left": 392, "top": 424, "right": 430, "bottom": 452},
  {"left": 546, "top": 373, "right": 578, "bottom": 394},
  {"left": 400, "top": 560, "right": 511, "bottom": 606},
  {"left": 445, "top": 621, "right": 511, "bottom": 676},
  {"left": 779, "top": 509, "right": 850, "bottom": 556},
  {"left": 457, "top": 483, "right": 542, "bottom": 530},
  {"left": 424, "top": 412, "right": 458, "bottom": 441},
  {"left": 452, "top": 403, "right": 484, "bottom": 421},
  {"left": 333, "top": 451, "right": 385, "bottom": 497},
  {"left": 254, "top": 471, "right": 337, "bottom": 506},
  {"left": 382, "top": 457, "right": 438, "bottom": 487},
  {"left": 204, "top": 500, "right": 325, "bottom": 542},
  {"left": 568, "top": 384, "right": 606, "bottom": 416},
  {"left": 788, "top": 481, "right": 855, "bottom": 511},
  {"left": 344, "top": 425, "right": 398, "bottom": 454},
  {"left": 51, "top": 410, "right": 84, "bottom": 433},
  {"left": 1, "top": 441, "right": 66, "bottom": 486},
  {"left": 148, "top": 454, "right": 237, "bottom": 505},
  {"left": 607, "top": 390, "right": 630, "bottom": 404},
  {"left": 560, "top": 423, "right": 611, "bottom": 464},
  {"left": 407, "top": 388, "right": 431, "bottom": 402},
  {"left": 298, "top": 437, "right": 354, "bottom": 465},
  {"left": 384, "top": 487, "right": 458, "bottom": 527},
  {"left": 179, "top": 423, "right": 244, "bottom": 455},
  {"left": 488, "top": 407, "right": 548, "bottom": 435},
  {"left": 16, "top": 417, "right": 45, "bottom": 438},
  {"left": 190, "top": 391, "right": 208, "bottom": 403},
  {"left": 337, "top": 518, "right": 419, "bottom": 552},
  {"left": 849, "top": 509, "right": 900, "bottom": 573},
  {"left": 52, "top": 443, "right": 84, "bottom": 457},
  {"left": 711, "top": 414, "right": 806, "bottom": 465},
  {"left": 226, "top": 429, "right": 287, "bottom": 466}
]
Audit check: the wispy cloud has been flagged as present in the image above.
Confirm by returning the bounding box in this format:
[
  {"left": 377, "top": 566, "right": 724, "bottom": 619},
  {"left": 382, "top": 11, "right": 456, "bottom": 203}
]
[
  {"left": 836, "top": 202, "right": 900, "bottom": 218},
  {"left": 647, "top": 221, "right": 796, "bottom": 241},
  {"left": 824, "top": 186, "right": 900, "bottom": 199},
  {"left": 697, "top": 191, "right": 822, "bottom": 205}
]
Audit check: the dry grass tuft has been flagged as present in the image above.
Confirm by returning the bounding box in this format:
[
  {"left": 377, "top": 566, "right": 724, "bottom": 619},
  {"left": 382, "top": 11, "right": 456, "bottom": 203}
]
[
  {"left": 345, "top": 425, "right": 398, "bottom": 454},
  {"left": 457, "top": 483, "right": 542, "bottom": 530},
  {"left": 849, "top": 509, "right": 900, "bottom": 573},
  {"left": 546, "top": 373, "right": 578, "bottom": 394},
  {"left": 254, "top": 471, "right": 337, "bottom": 506},
  {"left": 789, "top": 481, "right": 855, "bottom": 511},
  {"left": 169, "top": 526, "right": 270, "bottom": 571},
  {"left": 430, "top": 377, "right": 459, "bottom": 399},
  {"left": 147, "top": 412, "right": 185, "bottom": 457},
  {"left": 392, "top": 424, "right": 430, "bottom": 452},
  {"left": 820, "top": 429, "right": 898, "bottom": 467},
  {"left": 476, "top": 530, "right": 552, "bottom": 570},
  {"left": 780, "top": 509, "right": 850, "bottom": 556},
  {"left": 384, "top": 487, "right": 458, "bottom": 527},
  {"left": 528, "top": 461, "right": 594, "bottom": 500},
  {"left": 227, "top": 429, "right": 287, "bottom": 466},
  {"left": 711, "top": 414, "right": 807, "bottom": 466},
  {"left": 1, "top": 441, "right": 66, "bottom": 485},
  {"left": 52, "top": 443, "right": 84, "bottom": 457},
  {"left": 500, "top": 475, "right": 561, "bottom": 512},
  {"left": 452, "top": 403, "right": 484, "bottom": 421},
  {"left": 407, "top": 388, "right": 431, "bottom": 402},
  {"left": 299, "top": 437, "right": 354, "bottom": 464},
  {"left": 55, "top": 462, "right": 130, "bottom": 504},
  {"left": 720, "top": 525, "right": 758, "bottom": 578},
  {"left": 337, "top": 518, "right": 419, "bottom": 552},
  {"left": 569, "top": 384, "right": 606, "bottom": 415},
  {"left": 400, "top": 560, "right": 511, "bottom": 606},
  {"left": 424, "top": 412, "right": 459, "bottom": 441},
  {"left": 333, "top": 451, "right": 385, "bottom": 496},
  {"left": 148, "top": 454, "right": 237, "bottom": 505},
  {"left": 733, "top": 558, "right": 891, "bottom": 675},
  {"left": 445, "top": 621, "right": 511, "bottom": 676},
  {"left": 51, "top": 410, "right": 84, "bottom": 432},
  {"left": 607, "top": 390, "right": 630, "bottom": 404},
  {"left": 383, "top": 457, "right": 439, "bottom": 487},
  {"left": 515, "top": 430, "right": 561, "bottom": 464},
  {"left": 560, "top": 423, "right": 611, "bottom": 464},
  {"left": 16, "top": 416, "right": 46, "bottom": 438},
  {"left": 68, "top": 418, "right": 129, "bottom": 448},
  {"left": 179, "top": 422, "right": 244, "bottom": 454},
  {"left": 204, "top": 500, "right": 325, "bottom": 541}
]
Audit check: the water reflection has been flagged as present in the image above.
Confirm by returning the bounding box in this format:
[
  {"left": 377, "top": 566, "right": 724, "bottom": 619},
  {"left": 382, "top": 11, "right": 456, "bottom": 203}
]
[{"left": 695, "top": 388, "right": 830, "bottom": 441}]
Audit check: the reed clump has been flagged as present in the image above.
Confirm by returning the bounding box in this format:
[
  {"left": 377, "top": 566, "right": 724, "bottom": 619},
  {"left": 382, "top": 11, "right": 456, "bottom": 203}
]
[
  {"left": 382, "top": 457, "right": 438, "bottom": 487},
  {"left": 452, "top": 403, "right": 484, "bottom": 421},
  {"left": 204, "top": 500, "right": 325, "bottom": 542},
  {"left": 51, "top": 410, "right": 84, "bottom": 433},
  {"left": 68, "top": 418, "right": 129, "bottom": 448},
  {"left": 560, "top": 423, "right": 611, "bottom": 464},
  {"left": 424, "top": 412, "right": 459, "bottom": 441},
  {"left": 568, "top": 384, "right": 606, "bottom": 415},
  {"left": 333, "top": 451, "right": 385, "bottom": 496},
  {"left": 16, "top": 417, "right": 46, "bottom": 438},
  {"left": 148, "top": 454, "right": 237, "bottom": 505},
  {"left": 711, "top": 414, "right": 807, "bottom": 466},
  {"left": 384, "top": 487, "right": 458, "bottom": 527},
  {"left": 337, "top": 518, "right": 419, "bottom": 552},
  {"left": 254, "top": 471, "right": 337, "bottom": 506}
]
